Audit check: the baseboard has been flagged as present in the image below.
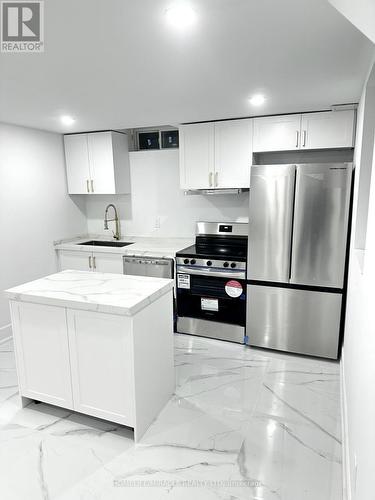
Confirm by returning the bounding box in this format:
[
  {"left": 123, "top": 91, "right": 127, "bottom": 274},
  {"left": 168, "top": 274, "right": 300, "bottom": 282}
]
[
  {"left": 0, "top": 324, "right": 12, "bottom": 343},
  {"left": 341, "top": 350, "right": 352, "bottom": 500}
]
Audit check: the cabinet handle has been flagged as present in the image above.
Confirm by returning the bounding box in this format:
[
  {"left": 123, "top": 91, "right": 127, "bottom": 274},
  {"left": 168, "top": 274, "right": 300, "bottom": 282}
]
[
  {"left": 91, "top": 180, "right": 94, "bottom": 193},
  {"left": 296, "top": 131, "right": 299, "bottom": 148},
  {"left": 86, "top": 179, "right": 90, "bottom": 193},
  {"left": 89, "top": 256, "right": 92, "bottom": 269},
  {"left": 93, "top": 256, "right": 96, "bottom": 269},
  {"left": 302, "top": 130, "right": 307, "bottom": 147},
  {"left": 215, "top": 172, "right": 218, "bottom": 187},
  {"left": 209, "top": 172, "right": 213, "bottom": 187}
]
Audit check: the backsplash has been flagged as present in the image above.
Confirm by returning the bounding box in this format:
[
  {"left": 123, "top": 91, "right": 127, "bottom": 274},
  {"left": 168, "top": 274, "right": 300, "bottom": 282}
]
[{"left": 84, "top": 150, "right": 249, "bottom": 238}]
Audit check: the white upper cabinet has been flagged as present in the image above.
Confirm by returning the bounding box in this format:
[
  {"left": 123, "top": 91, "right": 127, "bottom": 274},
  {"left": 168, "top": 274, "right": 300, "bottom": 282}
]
[
  {"left": 300, "top": 110, "right": 355, "bottom": 149},
  {"left": 253, "top": 114, "right": 301, "bottom": 152},
  {"left": 64, "top": 134, "right": 91, "bottom": 194},
  {"left": 179, "top": 123, "right": 214, "bottom": 189},
  {"left": 253, "top": 110, "right": 355, "bottom": 152},
  {"left": 179, "top": 119, "right": 252, "bottom": 190},
  {"left": 64, "top": 131, "right": 131, "bottom": 194},
  {"left": 214, "top": 119, "right": 252, "bottom": 188}
]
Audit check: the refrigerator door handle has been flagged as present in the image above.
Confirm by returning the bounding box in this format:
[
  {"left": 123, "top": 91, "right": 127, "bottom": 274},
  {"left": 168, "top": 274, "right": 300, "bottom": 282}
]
[{"left": 288, "top": 170, "right": 297, "bottom": 281}]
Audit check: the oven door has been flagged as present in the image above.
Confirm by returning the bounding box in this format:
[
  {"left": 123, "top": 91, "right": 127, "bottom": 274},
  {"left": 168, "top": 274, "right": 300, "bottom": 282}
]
[{"left": 176, "top": 273, "right": 246, "bottom": 326}]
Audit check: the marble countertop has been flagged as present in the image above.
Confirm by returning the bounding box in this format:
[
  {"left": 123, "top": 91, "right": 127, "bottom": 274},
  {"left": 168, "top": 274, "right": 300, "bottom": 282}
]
[
  {"left": 54, "top": 235, "right": 193, "bottom": 259},
  {"left": 4, "top": 270, "right": 174, "bottom": 316}
]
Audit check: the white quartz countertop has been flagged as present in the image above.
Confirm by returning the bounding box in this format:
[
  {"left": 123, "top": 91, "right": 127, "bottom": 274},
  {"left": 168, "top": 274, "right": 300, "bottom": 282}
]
[
  {"left": 54, "top": 235, "right": 193, "bottom": 259},
  {"left": 4, "top": 270, "right": 174, "bottom": 316}
]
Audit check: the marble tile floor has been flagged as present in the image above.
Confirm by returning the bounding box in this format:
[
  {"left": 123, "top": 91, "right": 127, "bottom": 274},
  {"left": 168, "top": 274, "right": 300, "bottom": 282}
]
[{"left": 0, "top": 333, "right": 342, "bottom": 500}]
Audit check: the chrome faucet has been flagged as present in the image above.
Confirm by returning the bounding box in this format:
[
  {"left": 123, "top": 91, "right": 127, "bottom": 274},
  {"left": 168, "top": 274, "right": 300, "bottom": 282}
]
[{"left": 104, "top": 204, "right": 120, "bottom": 240}]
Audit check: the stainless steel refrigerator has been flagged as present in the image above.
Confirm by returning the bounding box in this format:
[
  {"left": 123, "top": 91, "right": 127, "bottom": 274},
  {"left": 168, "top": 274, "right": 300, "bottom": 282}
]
[{"left": 246, "top": 163, "right": 352, "bottom": 359}]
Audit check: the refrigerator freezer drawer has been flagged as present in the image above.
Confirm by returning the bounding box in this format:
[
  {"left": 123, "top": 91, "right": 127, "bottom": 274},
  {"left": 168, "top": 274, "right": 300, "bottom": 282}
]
[{"left": 246, "top": 285, "right": 342, "bottom": 359}]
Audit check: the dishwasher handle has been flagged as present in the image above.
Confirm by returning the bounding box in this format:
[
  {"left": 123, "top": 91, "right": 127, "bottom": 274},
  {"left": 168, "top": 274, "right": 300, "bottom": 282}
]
[{"left": 124, "top": 257, "right": 170, "bottom": 266}]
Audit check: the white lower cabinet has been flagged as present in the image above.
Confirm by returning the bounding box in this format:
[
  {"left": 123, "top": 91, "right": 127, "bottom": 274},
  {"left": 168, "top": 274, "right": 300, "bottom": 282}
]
[
  {"left": 67, "top": 309, "right": 134, "bottom": 425},
  {"left": 93, "top": 253, "right": 124, "bottom": 274},
  {"left": 10, "top": 302, "right": 136, "bottom": 429},
  {"left": 9, "top": 290, "right": 174, "bottom": 440},
  {"left": 58, "top": 250, "right": 123, "bottom": 274},
  {"left": 10, "top": 302, "right": 73, "bottom": 408},
  {"left": 58, "top": 250, "right": 92, "bottom": 272}
]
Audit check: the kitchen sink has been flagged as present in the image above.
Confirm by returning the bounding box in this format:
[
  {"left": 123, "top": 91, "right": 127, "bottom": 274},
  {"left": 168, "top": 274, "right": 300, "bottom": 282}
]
[{"left": 78, "top": 240, "right": 134, "bottom": 248}]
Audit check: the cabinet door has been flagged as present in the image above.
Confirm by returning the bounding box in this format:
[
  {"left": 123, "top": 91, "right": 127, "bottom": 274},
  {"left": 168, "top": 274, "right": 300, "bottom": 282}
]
[
  {"left": 93, "top": 252, "right": 124, "bottom": 274},
  {"left": 58, "top": 250, "right": 92, "bottom": 272},
  {"left": 64, "top": 134, "right": 91, "bottom": 194},
  {"left": 67, "top": 309, "right": 135, "bottom": 426},
  {"left": 300, "top": 110, "right": 355, "bottom": 149},
  {"left": 253, "top": 114, "right": 302, "bottom": 152},
  {"left": 87, "top": 132, "right": 116, "bottom": 194},
  {"left": 179, "top": 123, "right": 214, "bottom": 189},
  {"left": 214, "top": 119, "right": 252, "bottom": 188},
  {"left": 10, "top": 301, "right": 73, "bottom": 408}
]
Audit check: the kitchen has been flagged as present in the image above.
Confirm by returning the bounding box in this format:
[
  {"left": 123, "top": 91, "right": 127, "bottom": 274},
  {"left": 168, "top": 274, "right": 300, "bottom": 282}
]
[{"left": 0, "top": 1, "right": 375, "bottom": 500}]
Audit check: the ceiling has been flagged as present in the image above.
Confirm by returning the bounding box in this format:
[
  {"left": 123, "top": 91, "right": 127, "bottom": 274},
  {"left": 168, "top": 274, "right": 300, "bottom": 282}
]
[{"left": 0, "top": 0, "right": 373, "bottom": 133}]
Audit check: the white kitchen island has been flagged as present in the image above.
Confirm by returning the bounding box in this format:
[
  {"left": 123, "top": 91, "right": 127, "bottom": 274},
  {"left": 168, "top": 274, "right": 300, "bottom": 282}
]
[{"left": 4, "top": 270, "right": 175, "bottom": 442}]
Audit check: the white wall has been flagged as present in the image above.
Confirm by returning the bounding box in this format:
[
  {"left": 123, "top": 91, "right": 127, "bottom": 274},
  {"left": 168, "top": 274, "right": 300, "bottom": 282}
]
[
  {"left": 328, "top": 0, "right": 375, "bottom": 44},
  {"left": 353, "top": 63, "right": 375, "bottom": 250},
  {"left": 343, "top": 56, "right": 375, "bottom": 500},
  {"left": 86, "top": 150, "right": 249, "bottom": 238},
  {"left": 0, "top": 123, "right": 87, "bottom": 337}
]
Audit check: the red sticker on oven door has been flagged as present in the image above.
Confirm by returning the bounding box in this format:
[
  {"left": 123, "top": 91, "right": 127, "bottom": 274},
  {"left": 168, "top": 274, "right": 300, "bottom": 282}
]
[{"left": 225, "top": 280, "right": 243, "bottom": 298}]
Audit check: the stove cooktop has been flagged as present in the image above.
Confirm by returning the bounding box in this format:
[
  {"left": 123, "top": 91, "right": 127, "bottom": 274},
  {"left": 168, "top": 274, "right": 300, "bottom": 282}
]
[
  {"left": 177, "top": 223, "right": 248, "bottom": 263},
  {"left": 176, "top": 243, "right": 247, "bottom": 262}
]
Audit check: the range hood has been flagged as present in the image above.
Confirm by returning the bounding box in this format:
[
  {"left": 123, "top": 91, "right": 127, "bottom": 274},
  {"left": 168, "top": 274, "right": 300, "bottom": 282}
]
[{"left": 184, "top": 188, "right": 249, "bottom": 195}]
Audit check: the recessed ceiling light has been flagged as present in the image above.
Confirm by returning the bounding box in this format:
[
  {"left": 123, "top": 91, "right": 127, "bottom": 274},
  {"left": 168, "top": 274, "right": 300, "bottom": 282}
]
[
  {"left": 165, "top": 3, "right": 196, "bottom": 29},
  {"left": 249, "top": 94, "right": 266, "bottom": 106},
  {"left": 60, "top": 115, "right": 75, "bottom": 126}
]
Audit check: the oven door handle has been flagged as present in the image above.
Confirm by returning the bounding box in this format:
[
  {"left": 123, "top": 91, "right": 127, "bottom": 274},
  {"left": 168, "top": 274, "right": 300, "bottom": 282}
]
[{"left": 176, "top": 266, "right": 245, "bottom": 280}]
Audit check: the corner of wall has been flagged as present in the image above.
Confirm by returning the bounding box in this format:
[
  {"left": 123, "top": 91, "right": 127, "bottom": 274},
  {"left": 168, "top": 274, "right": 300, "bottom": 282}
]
[{"left": 340, "top": 349, "right": 352, "bottom": 500}]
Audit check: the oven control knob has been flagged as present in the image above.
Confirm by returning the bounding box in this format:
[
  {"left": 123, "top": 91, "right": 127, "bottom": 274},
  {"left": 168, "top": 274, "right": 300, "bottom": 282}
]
[
  {"left": 223, "top": 262, "right": 229, "bottom": 268},
  {"left": 183, "top": 258, "right": 189, "bottom": 264},
  {"left": 206, "top": 260, "right": 212, "bottom": 267},
  {"left": 230, "top": 262, "right": 237, "bottom": 268},
  {"left": 190, "top": 259, "right": 196, "bottom": 265}
]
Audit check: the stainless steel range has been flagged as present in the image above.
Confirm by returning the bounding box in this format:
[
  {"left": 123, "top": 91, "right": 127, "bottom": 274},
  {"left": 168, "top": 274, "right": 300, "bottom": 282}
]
[{"left": 176, "top": 222, "right": 248, "bottom": 343}]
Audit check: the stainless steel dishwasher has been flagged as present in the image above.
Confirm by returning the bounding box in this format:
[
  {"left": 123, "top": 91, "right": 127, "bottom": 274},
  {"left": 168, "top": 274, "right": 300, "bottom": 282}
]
[{"left": 123, "top": 256, "right": 174, "bottom": 279}]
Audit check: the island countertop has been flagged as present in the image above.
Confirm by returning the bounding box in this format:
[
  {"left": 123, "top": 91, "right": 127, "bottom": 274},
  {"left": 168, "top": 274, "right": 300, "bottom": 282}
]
[{"left": 4, "top": 270, "right": 174, "bottom": 316}]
